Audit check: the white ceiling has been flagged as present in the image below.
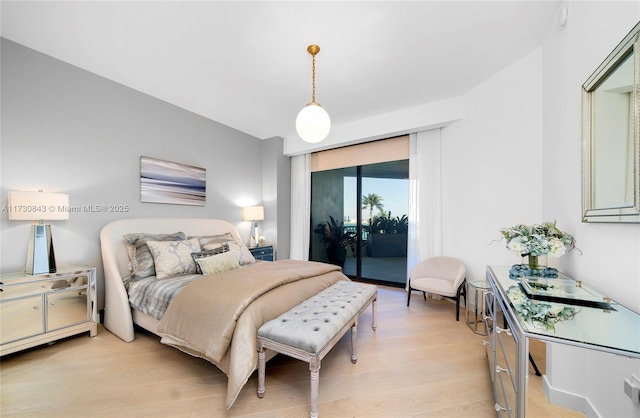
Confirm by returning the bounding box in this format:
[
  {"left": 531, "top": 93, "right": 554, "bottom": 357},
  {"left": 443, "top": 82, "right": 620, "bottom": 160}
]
[{"left": 1, "top": 1, "right": 560, "bottom": 140}]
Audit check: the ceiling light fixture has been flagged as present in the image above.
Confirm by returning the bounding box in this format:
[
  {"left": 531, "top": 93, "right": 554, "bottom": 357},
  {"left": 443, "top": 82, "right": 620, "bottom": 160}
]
[{"left": 296, "top": 44, "right": 331, "bottom": 143}]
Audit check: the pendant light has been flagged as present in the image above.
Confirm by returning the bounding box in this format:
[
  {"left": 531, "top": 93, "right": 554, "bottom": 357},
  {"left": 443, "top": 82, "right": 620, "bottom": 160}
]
[{"left": 296, "top": 44, "right": 331, "bottom": 143}]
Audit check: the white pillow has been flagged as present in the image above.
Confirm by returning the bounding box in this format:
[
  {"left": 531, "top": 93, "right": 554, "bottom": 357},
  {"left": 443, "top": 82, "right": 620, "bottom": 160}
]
[
  {"left": 196, "top": 249, "right": 241, "bottom": 275},
  {"left": 147, "top": 238, "right": 201, "bottom": 279}
]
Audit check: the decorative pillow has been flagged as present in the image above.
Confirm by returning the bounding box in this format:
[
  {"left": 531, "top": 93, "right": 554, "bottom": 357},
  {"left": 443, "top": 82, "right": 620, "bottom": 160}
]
[
  {"left": 123, "top": 232, "right": 187, "bottom": 280},
  {"left": 122, "top": 243, "right": 136, "bottom": 289},
  {"left": 189, "top": 233, "right": 235, "bottom": 250},
  {"left": 227, "top": 241, "right": 256, "bottom": 265},
  {"left": 191, "top": 243, "right": 230, "bottom": 274},
  {"left": 146, "top": 238, "right": 202, "bottom": 280},
  {"left": 195, "top": 249, "right": 241, "bottom": 275},
  {"left": 190, "top": 233, "right": 256, "bottom": 265},
  {"left": 125, "top": 243, "right": 135, "bottom": 273}
]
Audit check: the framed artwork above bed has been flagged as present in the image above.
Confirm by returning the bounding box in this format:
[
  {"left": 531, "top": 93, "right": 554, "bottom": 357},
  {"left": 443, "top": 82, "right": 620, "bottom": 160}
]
[{"left": 140, "top": 156, "right": 206, "bottom": 206}]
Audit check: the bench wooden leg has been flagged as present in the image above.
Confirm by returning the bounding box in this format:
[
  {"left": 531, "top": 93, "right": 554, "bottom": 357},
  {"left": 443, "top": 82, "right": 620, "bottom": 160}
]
[
  {"left": 351, "top": 318, "right": 358, "bottom": 364},
  {"left": 351, "top": 297, "right": 377, "bottom": 364},
  {"left": 257, "top": 345, "right": 266, "bottom": 398},
  {"left": 310, "top": 358, "right": 320, "bottom": 418}
]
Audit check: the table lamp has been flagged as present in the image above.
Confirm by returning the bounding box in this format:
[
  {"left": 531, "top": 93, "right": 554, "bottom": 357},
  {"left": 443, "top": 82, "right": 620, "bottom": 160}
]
[
  {"left": 8, "top": 191, "right": 69, "bottom": 274},
  {"left": 242, "top": 205, "right": 264, "bottom": 248}
]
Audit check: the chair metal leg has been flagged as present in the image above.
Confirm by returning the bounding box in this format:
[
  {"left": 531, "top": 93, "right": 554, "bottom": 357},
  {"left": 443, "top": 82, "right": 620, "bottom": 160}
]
[
  {"left": 455, "top": 279, "right": 467, "bottom": 321},
  {"left": 406, "top": 288, "right": 427, "bottom": 306},
  {"left": 529, "top": 353, "right": 542, "bottom": 376}
]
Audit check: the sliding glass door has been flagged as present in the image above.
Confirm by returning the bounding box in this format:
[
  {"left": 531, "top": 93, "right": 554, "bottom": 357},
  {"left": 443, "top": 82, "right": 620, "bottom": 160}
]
[{"left": 310, "top": 160, "right": 408, "bottom": 286}]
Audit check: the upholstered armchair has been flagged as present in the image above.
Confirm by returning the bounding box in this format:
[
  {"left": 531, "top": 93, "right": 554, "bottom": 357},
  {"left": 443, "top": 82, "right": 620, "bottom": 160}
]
[{"left": 407, "top": 256, "right": 467, "bottom": 321}]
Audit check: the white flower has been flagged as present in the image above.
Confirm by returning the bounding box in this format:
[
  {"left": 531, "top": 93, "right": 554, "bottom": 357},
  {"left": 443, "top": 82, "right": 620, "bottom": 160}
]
[
  {"left": 507, "top": 240, "right": 527, "bottom": 256},
  {"left": 548, "top": 304, "right": 564, "bottom": 315},
  {"left": 512, "top": 293, "right": 526, "bottom": 304},
  {"left": 507, "top": 287, "right": 526, "bottom": 304},
  {"left": 547, "top": 237, "right": 567, "bottom": 257}
]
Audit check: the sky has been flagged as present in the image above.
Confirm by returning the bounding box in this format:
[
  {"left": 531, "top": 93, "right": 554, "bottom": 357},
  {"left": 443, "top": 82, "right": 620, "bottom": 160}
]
[{"left": 343, "top": 177, "right": 409, "bottom": 224}]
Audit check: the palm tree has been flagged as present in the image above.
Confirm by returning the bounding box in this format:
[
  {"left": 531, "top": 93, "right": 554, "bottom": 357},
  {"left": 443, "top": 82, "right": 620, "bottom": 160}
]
[{"left": 362, "top": 193, "right": 384, "bottom": 223}]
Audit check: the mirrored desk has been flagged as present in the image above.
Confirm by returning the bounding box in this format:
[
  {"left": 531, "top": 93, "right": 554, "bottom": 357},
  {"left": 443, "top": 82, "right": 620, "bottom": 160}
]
[{"left": 485, "top": 265, "right": 640, "bottom": 417}]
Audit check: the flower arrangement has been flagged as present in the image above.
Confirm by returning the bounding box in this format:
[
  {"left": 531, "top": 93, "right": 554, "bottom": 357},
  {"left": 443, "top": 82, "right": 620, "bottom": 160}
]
[
  {"left": 506, "top": 286, "right": 579, "bottom": 331},
  {"left": 500, "top": 221, "right": 577, "bottom": 258}
]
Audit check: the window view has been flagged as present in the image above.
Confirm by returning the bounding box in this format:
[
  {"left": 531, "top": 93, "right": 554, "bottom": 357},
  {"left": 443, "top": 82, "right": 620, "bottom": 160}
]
[{"left": 311, "top": 160, "right": 408, "bottom": 286}]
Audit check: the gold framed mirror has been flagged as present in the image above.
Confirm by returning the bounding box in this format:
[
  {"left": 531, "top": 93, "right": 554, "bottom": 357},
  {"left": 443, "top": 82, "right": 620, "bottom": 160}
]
[{"left": 582, "top": 21, "right": 640, "bottom": 223}]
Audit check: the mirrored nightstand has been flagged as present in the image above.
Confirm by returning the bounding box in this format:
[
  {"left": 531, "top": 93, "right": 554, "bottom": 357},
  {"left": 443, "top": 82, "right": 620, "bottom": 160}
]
[{"left": 0, "top": 265, "right": 98, "bottom": 356}]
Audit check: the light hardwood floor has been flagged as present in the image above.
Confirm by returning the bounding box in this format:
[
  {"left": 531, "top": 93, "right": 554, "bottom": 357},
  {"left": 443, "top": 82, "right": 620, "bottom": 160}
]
[{"left": 1, "top": 286, "right": 584, "bottom": 417}]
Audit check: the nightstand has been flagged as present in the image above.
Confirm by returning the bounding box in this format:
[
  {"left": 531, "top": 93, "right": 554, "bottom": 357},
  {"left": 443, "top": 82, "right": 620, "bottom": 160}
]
[
  {"left": 0, "top": 266, "right": 98, "bottom": 356},
  {"left": 249, "top": 245, "right": 275, "bottom": 261}
]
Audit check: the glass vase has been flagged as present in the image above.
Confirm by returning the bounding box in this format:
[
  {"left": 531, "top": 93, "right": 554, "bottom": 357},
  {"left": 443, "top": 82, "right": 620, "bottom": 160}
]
[{"left": 527, "top": 255, "right": 539, "bottom": 270}]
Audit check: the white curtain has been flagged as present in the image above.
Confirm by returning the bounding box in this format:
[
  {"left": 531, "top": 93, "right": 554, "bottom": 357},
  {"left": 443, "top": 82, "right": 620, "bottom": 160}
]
[
  {"left": 407, "top": 129, "right": 443, "bottom": 287},
  {"left": 289, "top": 154, "right": 311, "bottom": 260}
]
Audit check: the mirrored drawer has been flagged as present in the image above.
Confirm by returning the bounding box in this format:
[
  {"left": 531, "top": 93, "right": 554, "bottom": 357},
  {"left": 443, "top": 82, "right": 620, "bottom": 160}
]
[
  {"left": 494, "top": 298, "right": 518, "bottom": 417},
  {"left": 0, "top": 274, "right": 89, "bottom": 300},
  {"left": 0, "top": 295, "right": 44, "bottom": 344},
  {"left": 47, "top": 289, "right": 90, "bottom": 331},
  {"left": 495, "top": 328, "right": 517, "bottom": 416}
]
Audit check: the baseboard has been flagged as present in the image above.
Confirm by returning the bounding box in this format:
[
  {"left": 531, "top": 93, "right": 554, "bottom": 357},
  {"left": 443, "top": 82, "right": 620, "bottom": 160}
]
[{"left": 543, "top": 374, "right": 600, "bottom": 418}]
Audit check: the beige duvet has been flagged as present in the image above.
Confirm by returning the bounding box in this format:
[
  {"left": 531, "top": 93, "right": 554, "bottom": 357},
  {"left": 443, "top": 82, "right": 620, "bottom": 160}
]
[{"left": 157, "top": 259, "right": 348, "bottom": 408}]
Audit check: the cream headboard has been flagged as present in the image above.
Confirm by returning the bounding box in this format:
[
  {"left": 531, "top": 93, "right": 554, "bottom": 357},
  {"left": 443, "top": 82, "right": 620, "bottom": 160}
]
[{"left": 99, "top": 218, "right": 243, "bottom": 342}]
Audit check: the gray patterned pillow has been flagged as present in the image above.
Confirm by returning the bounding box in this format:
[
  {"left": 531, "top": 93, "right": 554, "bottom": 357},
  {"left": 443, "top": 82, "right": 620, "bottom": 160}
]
[
  {"left": 123, "top": 232, "right": 187, "bottom": 280},
  {"left": 146, "top": 238, "right": 202, "bottom": 280},
  {"left": 189, "top": 233, "right": 234, "bottom": 248}
]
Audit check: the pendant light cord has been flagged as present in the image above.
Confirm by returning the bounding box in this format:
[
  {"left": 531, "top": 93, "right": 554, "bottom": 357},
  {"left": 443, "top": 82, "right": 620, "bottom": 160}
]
[
  {"left": 306, "top": 44, "right": 320, "bottom": 104},
  {"left": 311, "top": 53, "right": 316, "bottom": 103}
]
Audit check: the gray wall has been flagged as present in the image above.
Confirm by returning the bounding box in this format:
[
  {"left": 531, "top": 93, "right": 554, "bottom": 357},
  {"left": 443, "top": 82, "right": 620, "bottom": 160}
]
[
  {"left": 0, "top": 38, "right": 279, "bottom": 309},
  {"left": 262, "top": 136, "right": 291, "bottom": 260}
]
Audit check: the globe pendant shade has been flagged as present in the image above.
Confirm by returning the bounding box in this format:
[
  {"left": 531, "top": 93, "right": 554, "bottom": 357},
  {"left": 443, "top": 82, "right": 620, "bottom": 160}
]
[{"left": 296, "top": 103, "right": 331, "bottom": 143}]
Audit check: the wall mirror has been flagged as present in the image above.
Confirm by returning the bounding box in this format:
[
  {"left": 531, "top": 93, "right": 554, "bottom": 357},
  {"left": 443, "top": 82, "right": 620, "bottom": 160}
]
[{"left": 582, "top": 21, "right": 640, "bottom": 223}]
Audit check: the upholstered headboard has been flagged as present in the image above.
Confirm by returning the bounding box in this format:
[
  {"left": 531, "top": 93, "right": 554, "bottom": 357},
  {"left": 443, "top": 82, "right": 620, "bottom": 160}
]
[{"left": 100, "top": 218, "right": 243, "bottom": 342}]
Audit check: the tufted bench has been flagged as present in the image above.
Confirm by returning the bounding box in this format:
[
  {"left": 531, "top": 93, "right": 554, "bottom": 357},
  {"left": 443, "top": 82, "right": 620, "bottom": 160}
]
[{"left": 257, "top": 280, "right": 377, "bottom": 418}]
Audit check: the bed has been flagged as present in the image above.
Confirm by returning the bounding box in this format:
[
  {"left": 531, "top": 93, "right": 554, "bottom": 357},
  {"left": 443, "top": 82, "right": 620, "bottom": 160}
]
[{"left": 99, "top": 218, "right": 349, "bottom": 408}]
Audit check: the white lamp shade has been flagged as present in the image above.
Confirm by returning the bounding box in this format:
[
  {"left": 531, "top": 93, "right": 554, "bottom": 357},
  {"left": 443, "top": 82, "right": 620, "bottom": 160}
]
[
  {"left": 243, "top": 205, "right": 264, "bottom": 221},
  {"left": 296, "top": 103, "right": 331, "bottom": 143},
  {"left": 8, "top": 191, "right": 69, "bottom": 221}
]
